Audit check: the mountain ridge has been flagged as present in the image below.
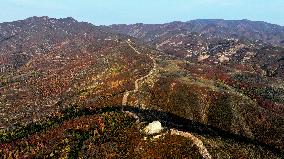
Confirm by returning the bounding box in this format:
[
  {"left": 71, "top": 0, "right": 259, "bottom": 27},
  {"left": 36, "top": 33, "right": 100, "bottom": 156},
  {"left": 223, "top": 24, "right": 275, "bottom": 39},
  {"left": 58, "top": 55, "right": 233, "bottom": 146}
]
[{"left": 107, "top": 18, "right": 284, "bottom": 47}]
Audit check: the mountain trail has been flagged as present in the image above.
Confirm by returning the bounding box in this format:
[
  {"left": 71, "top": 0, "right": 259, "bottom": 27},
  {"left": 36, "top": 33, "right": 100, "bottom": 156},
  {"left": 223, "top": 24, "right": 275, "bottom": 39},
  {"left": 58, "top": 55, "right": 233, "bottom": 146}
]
[
  {"left": 122, "top": 41, "right": 157, "bottom": 106},
  {"left": 121, "top": 41, "right": 211, "bottom": 158},
  {"left": 170, "top": 129, "right": 212, "bottom": 159}
]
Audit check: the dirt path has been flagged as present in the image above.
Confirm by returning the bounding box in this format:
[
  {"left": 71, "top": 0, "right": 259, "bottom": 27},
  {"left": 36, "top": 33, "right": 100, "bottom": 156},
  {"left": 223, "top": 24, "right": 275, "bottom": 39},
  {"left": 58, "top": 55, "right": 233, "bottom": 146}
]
[
  {"left": 170, "top": 129, "right": 212, "bottom": 159},
  {"left": 121, "top": 41, "right": 211, "bottom": 158},
  {"left": 122, "top": 41, "right": 157, "bottom": 106}
]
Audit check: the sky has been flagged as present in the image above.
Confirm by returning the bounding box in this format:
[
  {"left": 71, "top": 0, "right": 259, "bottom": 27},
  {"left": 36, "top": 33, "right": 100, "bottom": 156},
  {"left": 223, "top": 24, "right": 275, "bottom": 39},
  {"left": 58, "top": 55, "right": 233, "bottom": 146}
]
[{"left": 0, "top": 0, "right": 283, "bottom": 26}]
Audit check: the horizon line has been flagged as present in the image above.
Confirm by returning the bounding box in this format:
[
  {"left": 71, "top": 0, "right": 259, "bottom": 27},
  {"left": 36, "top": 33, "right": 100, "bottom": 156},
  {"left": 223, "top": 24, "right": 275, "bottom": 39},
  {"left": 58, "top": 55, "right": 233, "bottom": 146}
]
[{"left": 1, "top": 16, "right": 283, "bottom": 27}]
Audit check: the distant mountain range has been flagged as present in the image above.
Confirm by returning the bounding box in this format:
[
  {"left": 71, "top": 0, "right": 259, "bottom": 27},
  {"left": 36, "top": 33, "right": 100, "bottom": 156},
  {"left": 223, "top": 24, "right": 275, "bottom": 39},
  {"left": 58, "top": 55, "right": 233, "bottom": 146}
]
[
  {"left": 0, "top": 17, "right": 283, "bottom": 158},
  {"left": 107, "top": 19, "right": 284, "bottom": 46}
]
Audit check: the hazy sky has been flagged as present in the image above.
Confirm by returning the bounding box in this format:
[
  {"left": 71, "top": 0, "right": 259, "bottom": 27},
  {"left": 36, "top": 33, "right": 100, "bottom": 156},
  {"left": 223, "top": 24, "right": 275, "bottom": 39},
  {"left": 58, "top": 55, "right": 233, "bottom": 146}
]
[{"left": 0, "top": 0, "right": 283, "bottom": 25}]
